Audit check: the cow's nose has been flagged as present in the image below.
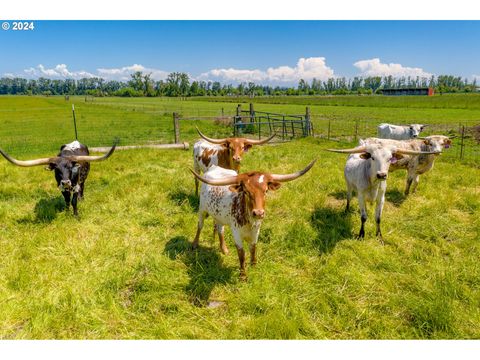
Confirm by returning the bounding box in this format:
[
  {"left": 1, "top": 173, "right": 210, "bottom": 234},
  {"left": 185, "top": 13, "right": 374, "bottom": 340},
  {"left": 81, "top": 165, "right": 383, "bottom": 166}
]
[
  {"left": 413, "top": 135, "right": 418, "bottom": 138},
  {"left": 233, "top": 156, "right": 241, "bottom": 162},
  {"left": 376, "top": 172, "right": 387, "bottom": 180},
  {"left": 252, "top": 209, "right": 265, "bottom": 219},
  {"left": 61, "top": 180, "right": 71, "bottom": 185}
]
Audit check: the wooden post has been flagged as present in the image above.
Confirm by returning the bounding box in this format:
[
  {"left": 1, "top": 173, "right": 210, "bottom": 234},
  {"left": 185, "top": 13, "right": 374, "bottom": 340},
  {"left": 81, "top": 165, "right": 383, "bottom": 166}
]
[
  {"left": 173, "top": 112, "right": 180, "bottom": 144},
  {"left": 460, "top": 125, "right": 465, "bottom": 160},
  {"left": 249, "top": 103, "right": 255, "bottom": 123},
  {"left": 236, "top": 104, "right": 242, "bottom": 117},
  {"left": 354, "top": 119, "right": 359, "bottom": 141},
  {"left": 305, "top": 107, "right": 311, "bottom": 136}
]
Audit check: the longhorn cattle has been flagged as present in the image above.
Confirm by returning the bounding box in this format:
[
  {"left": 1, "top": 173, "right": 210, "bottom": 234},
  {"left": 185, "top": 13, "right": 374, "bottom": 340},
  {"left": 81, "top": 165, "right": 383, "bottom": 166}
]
[
  {"left": 328, "top": 144, "right": 437, "bottom": 242},
  {"left": 190, "top": 160, "right": 316, "bottom": 279},
  {"left": 0, "top": 140, "right": 117, "bottom": 216},
  {"left": 378, "top": 123, "right": 426, "bottom": 140},
  {"left": 361, "top": 135, "right": 451, "bottom": 195},
  {"left": 193, "top": 128, "right": 275, "bottom": 196}
]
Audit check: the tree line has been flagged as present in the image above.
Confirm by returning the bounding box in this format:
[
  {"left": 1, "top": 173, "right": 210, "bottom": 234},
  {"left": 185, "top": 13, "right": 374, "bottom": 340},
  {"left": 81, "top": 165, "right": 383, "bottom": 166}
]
[{"left": 0, "top": 71, "right": 477, "bottom": 97}]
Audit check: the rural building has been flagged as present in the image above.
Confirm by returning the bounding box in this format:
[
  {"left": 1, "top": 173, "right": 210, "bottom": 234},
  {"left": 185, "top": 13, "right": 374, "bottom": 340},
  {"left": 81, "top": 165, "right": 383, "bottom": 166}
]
[{"left": 381, "top": 87, "right": 434, "bottom": 96}]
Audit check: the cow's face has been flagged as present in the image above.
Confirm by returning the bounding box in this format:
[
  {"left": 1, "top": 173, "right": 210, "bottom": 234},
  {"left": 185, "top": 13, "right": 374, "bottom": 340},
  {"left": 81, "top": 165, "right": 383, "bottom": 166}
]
[
  {"left": 48, "top": 158, "right": 81, "bottom": 192},
  {"left": 229, "top": 172, "right": 281, "bottom": 219},
  {"left": 360, "top": 145, "right": 403, "bottom": 180},
  {"left": 409, "top": 124, "right": 425, "bottom": 138},
  {"left": 424, "top": 136, "right": 451, "bottom": 153},
  {"left": 224, "top": 138, "right": 253, "bottom": 165}
]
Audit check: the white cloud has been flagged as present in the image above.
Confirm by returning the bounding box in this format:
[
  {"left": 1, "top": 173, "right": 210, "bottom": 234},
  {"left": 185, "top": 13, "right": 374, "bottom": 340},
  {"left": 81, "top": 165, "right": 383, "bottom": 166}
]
[
  {"left": 199, "top": 57, "right": 335, "bottom": 85},
  {"left": 23, "top": 64, "right": 96, "bottom": 79},
  {"left": 354, "top": 58, "right": 432, "bottom": 78},
  {"left": 97, "top": 64, "right": 169, "bottom": 81},
  {"left": 16, "top": 63, "right": 169, "bottom": 81}
]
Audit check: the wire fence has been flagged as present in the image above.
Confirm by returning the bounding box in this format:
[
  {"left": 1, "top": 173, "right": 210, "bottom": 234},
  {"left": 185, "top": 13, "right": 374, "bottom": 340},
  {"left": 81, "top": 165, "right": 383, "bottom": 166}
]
[{"left": 0, "top": 97, "right": 478, "bottom": 166}]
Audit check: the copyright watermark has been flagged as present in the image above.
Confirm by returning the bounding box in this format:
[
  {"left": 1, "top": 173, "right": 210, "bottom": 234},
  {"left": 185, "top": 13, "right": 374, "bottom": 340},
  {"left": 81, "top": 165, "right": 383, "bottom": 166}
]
[{"left": 1, "top": 21, "right": 35, "bottom": 31}]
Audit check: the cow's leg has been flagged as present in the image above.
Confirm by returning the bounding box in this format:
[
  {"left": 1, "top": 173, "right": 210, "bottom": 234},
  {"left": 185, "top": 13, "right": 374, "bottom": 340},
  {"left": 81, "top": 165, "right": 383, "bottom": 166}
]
[
  {"left": 357, "top": 194, "right": 367, "bottom": 239},
  {"left": 249, "top": 226, "right": 261, "bottom": 265},
  {"left": 192, "top": 211, "right": 206, "bottom": 249},
  {"left": 232, "top": 228, "right": 246, "bottom": 280},
  {"left": 72, "top": 192, "right": 79, "bottom": 216},
  {"left": 216, "top": 223, "right": 228, "bottom": 255},
  {"left": 405, "top": 169, "right": 415, "bottom": 196},
  {"left": 62, "top": 190, "right": 71, "bottom": 210},
  {"left": 193, "top": 162, "right": 201, "bottom": 197},
  {"left": 411, "top": 175, "right": 420, "bottom": 194},
  {"left": 375, "top": 184, "right": 386, "bottom": 245},
  {"left": 78, "top": 182, "right": 85, "bottom": 200}
]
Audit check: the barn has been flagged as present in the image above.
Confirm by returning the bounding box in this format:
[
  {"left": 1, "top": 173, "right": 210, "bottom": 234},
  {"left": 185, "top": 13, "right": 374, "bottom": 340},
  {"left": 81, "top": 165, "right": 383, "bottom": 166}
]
[{"left": 381, "top": 87, "right": 434, "bottom": 96}]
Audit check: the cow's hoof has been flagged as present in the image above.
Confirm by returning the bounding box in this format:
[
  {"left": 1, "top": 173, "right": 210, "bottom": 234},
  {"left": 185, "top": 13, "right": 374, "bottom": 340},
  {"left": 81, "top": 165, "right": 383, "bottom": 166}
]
[
  {"left": 239, "top": 273, "right": 247, "bottom": 282},
  {"left": 191, "top": 242, "right": 199, "bottom": 250},
  {"left": 220, "top": 246, "right": 229, "bottom": 255}
]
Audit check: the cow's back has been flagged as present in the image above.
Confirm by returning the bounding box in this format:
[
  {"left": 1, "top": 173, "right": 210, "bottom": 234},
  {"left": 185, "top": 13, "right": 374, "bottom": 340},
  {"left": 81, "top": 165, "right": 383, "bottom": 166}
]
[
  {"left": 59, "top": 140, "right": 89, "bottom": 157},
  {"left": 193, "top": 140, "right": 227, "bottom": 173},
  {"left": 199, "top": 166, "right": 238, "bottom": 225}
]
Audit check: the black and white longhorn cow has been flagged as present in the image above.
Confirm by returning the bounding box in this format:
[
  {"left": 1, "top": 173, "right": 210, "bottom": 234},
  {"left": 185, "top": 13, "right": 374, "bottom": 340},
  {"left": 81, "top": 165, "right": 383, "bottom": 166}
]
[{"left": 0, "top": 140, "right": 117, "bottom": 216}]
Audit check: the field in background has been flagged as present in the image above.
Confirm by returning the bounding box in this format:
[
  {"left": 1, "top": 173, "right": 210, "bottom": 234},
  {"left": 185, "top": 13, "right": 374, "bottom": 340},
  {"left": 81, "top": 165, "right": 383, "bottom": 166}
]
[
  {"left": 0, "top": 95, "right": 478, "bottom": 163},
  {"left": 0, "top": 95, "right": 479, "bottom": 339}
]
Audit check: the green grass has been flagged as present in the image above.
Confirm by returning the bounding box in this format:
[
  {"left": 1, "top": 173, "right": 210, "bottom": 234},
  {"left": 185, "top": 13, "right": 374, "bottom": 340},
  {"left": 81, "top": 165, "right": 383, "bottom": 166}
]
[{"left": 0, "top": 96, "right": 479, "bottom": 339}]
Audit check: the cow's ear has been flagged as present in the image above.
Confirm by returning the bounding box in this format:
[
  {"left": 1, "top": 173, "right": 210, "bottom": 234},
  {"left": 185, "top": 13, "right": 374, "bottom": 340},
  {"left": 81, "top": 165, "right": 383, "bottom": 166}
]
[
  {"left": 45, "top": 162, "right": 56, "bottom": 171},
  {"left": 229, "top": 183, "right": 242, "bottom": 193},
  {"left": 268, "top": 181, "right": 282, "bottom": 191},
  {"left": 243, "top": 144, "right": 252, "bottom": 152},
  {"left": 359, "top": 152, "right": 371, "bottom": 160}
]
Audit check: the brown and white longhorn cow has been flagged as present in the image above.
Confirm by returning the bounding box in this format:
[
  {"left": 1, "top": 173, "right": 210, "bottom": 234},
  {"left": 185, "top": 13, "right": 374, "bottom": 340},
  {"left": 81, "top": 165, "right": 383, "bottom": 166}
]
[
  {"left": 0, "top": 140, "right": 117, "bottom": 216},
  {"left": 190, "top": 160, "right": 315, "bottom": 279},
  {"left": 328, "top": 143, "right": 437, "bottom": 242},
  {"left": 361, "top": 135, "right": 452, "bottom": 195},
  {"left": 193, "top": 128, "right": 275, "bottom": 196}
]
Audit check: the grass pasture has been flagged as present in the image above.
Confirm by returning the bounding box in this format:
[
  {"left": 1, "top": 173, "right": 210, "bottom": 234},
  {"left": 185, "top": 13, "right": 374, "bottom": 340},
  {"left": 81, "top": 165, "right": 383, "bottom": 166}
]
[{"left": 0, "top": 95, "right": 479, "bottom": 339}]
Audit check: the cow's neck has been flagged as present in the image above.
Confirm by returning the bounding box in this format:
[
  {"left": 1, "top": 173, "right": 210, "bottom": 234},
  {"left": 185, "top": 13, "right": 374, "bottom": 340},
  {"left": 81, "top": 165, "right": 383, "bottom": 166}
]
[{"left": 232, "top": 191, "right": 253, "bottom": 228}]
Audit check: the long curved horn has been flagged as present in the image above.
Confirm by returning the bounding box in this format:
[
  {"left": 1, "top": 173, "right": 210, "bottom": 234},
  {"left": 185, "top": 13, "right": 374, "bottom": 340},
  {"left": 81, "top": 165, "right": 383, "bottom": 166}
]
[
  {"left": 189, "top": 168, "right": 238, "bottom": 186},
  {"left": 0, "top": 148, "right": 53, "bottom": 167},
  {"left": 326, "top": 146, "right": 367, "bottom": 154},
  {"left": 196, "top": 127, "right": 228, "bottom": 144},
  {"left": 245, "top": 133, "right": 276, "bottom": 145},
  {"left": 270, "top": 160, "right": 316, "bottom": 183},
  {"left": 67, "top": 140, "right": 118, "bottom": 162},
  {"left": 396, "top": 148, "right": 440, "bottom": 155}
]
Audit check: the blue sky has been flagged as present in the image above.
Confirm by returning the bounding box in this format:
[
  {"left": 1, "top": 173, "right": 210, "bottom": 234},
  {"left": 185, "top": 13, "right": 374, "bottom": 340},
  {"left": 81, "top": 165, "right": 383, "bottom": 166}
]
[{"left": 1, "top": 21, "right": 479, "bottom": 85}]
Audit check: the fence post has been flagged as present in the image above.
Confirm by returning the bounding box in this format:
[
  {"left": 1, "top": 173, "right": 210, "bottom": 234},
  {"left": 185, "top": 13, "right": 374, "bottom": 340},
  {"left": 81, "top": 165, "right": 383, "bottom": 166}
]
[
  {"left": 237, "top": 104, "right": 242, "bottom": 117},
  {"left": 305, "top": 106, "right": 311, "bottom": 136},
  {"left": 173, "top": 112, "right": 180, "bottom": 144},
  {"left": 249, "top": 103, "right": 255, "bottom": 123},
  {"left": 460, "top": 125, "right": 465, "bottom": 160},
  {"left": 354, "top": 119, "right": 359, "bottom": 142}
]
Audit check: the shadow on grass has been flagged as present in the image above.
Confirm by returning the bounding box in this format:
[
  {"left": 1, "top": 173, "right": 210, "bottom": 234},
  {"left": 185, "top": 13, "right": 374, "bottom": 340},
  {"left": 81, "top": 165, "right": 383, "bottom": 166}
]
[
  {"left": 164, "top": 236, "right": 234, "bottom": 307},
  {"left": 330, "top": 190, "right": 348, "bottom": 201},
  {"left": 168, "top": 189, "right": 199, "bottom": 212},
  {"left": 310, "top": 205, "right": 353, "bottom": 255},
  {"left": 17, "top": 196, "right": 66, "bottom": 224},
  {"left": 386, "top": 188, "right": 407, "bottom": 207}
]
